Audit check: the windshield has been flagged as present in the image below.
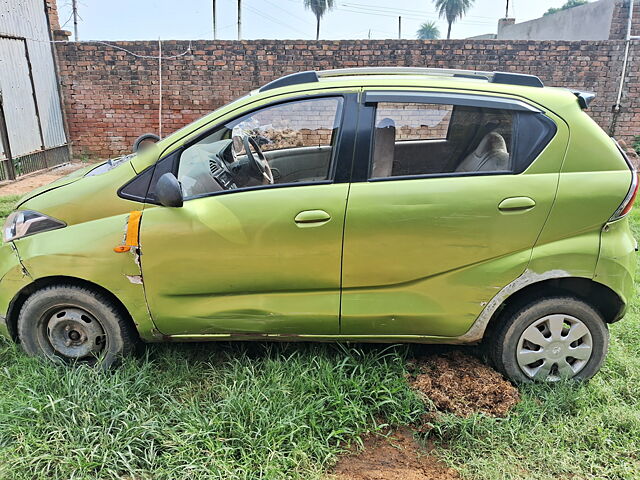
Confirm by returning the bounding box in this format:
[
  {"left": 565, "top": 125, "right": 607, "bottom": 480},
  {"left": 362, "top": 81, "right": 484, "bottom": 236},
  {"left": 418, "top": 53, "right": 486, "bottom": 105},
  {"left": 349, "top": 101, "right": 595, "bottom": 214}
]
[{"left": 85, "top": 153, "right": 135, "bottom": 177}]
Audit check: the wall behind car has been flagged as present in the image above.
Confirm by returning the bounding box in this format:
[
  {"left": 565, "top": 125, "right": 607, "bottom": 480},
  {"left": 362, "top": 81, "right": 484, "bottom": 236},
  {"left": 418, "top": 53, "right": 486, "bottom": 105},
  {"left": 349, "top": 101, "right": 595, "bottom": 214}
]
[{"left": 54, "top": 38, "right": 638, "bottom": 158}]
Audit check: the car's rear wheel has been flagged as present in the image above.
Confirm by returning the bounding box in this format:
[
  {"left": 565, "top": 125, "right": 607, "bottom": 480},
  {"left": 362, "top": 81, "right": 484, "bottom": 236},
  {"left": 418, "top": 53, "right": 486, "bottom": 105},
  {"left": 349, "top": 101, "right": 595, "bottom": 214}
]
[
  {"left": 489, "top": 296, "right": 609, "bottom": 383},
  {"left": 17, "top": 284, "right": 139, "bottom": 367}
]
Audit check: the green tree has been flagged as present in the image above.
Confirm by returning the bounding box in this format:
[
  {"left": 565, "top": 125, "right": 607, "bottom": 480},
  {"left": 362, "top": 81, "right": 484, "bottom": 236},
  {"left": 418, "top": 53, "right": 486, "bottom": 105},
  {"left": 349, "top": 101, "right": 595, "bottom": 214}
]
[
  {"left": 417, "top": 21, "right": 440, "bottom": 39},
  {"left": 434, "top": 0, "right": 474, "bottom": 39},
  {"left": 304, "top": 0, "right": 335, "bottom": 40},
  {"left": 544, "top": 0, "right": 589, "bottom": 16}
]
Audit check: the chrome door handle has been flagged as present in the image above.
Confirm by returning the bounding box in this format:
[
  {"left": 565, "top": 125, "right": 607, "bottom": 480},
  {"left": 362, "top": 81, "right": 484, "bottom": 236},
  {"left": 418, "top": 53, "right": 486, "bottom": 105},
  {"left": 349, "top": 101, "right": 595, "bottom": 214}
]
[
  {"left": 498, "top": 197, "right": 536, "bottom": 212},
  {"left": 294, "top": 210, "right": 331, "bottom": 225}
]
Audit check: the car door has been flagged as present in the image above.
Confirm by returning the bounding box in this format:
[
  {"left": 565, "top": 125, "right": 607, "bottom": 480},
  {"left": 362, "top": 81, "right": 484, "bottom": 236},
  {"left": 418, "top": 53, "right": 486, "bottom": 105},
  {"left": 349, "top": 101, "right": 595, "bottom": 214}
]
[
  {"left": 138, "top": 94, "right": 357, "bottom": 336},
  {"left": 341, "top": 90, "right": 568, "bottom": 338}
]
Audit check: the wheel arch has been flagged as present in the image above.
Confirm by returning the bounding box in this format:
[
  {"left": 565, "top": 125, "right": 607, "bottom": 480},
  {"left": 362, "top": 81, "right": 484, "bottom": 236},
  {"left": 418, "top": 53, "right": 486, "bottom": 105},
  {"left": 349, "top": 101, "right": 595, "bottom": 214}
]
[
  {"left": 482, "top": 276, "right": 625, "bottom": 343},
  {"left": 5, "top": 275, "right": 140, "bottom": 343}
]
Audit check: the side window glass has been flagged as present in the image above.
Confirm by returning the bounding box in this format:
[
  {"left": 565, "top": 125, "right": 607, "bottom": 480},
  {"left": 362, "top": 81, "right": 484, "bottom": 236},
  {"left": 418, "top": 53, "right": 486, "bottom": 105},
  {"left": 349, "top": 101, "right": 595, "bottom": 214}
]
[
  {"left": 178, "top": 97, "right": 343, "bottom": 198},
  {"left": 370, "top": 102, "right": 516, "bottom": 178}
]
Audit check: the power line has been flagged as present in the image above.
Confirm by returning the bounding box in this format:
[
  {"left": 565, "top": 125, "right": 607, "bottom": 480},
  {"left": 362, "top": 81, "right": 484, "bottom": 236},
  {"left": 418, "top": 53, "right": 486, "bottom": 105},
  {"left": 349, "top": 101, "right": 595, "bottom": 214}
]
[
  {"left": 243, "top": 2, "right": 312, "bottom": 38},
  {"left": 261, "top": 0, "right": 315, "bottom": 27},
  {"left": 340, "top": 1, "right": 499, "bottom": 21},
  {"left": 338, "top": 6, "right": 495, "bottom": 26}
]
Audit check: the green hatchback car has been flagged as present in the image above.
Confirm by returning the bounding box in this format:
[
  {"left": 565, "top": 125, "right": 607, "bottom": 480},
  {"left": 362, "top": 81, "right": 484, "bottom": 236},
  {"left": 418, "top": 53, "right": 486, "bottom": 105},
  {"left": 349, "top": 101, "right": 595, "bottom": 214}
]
[{"left": 0, "top": 67, "right": 636, "bottom": 382}]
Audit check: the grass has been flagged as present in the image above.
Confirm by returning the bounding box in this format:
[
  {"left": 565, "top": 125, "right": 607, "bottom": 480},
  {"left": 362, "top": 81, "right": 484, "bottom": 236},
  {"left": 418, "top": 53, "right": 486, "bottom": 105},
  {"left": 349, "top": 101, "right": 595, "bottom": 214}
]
[
  {"left": 0, "top": 195, "right": 19, "bottom": 220},
  {"left": 0, "top": 193, "right": 638, "bottom": 479},
  {"left": 0, "top": 342, "right": 423, "bottom": 479}
]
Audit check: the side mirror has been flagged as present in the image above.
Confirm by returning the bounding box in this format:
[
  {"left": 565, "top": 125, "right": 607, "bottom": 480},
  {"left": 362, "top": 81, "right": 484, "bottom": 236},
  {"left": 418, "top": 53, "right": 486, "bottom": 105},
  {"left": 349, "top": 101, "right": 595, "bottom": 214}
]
[{"left": 156, "top": 173, "right": 183, "bottom": 208}]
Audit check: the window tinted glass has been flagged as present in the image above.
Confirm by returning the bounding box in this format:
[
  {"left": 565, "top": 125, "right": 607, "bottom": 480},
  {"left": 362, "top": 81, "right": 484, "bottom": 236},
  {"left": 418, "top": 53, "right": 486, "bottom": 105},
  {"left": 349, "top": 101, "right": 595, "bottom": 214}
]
[
  {"left": 376, "top": 103, "right": 452, "bottom": 141},
  {"left": 371, "top": 102, "right": 516, "bottom": 178},
  {"left": 178, "top": 97, "right": 343, "bottom": 198}
]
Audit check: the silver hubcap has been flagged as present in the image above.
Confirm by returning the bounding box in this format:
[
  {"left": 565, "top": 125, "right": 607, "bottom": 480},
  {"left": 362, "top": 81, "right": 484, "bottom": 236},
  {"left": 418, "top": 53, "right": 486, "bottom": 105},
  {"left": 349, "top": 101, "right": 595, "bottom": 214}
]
[
  {"left": 516, "top": 314, "right": 593, "bottom": 381},
  {"left": 46, "top": 307, "right": 106, "bottom": 360}
]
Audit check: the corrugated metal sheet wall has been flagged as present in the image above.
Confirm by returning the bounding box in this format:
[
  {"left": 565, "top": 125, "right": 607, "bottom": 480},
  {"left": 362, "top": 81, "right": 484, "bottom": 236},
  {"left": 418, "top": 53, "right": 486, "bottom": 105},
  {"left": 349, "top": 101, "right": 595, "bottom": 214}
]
[
  {"left": 0, "top": 0, "right": 67, "bottom": 157},
  {"left": 0, "top": 118, "right": 5, "bottom": 159},
  {"left": 0, "top": 37, "right": 42, "bottom": 157}
]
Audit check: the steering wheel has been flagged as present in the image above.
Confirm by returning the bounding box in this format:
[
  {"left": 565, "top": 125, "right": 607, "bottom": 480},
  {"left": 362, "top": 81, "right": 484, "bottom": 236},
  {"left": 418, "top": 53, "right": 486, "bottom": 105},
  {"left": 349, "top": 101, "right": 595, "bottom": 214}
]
[{"left": 243, "top": 136, "right": 274, "bottom": 185}]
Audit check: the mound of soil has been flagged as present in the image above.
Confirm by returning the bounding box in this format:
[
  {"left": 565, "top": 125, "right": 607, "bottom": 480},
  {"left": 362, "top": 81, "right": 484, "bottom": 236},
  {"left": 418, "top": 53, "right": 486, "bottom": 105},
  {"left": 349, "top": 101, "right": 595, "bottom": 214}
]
[
  {"left": 407, "top": 351, "right": 520, "bottom": 418},
  {"left": 330, "top": 428, "right": 460, "bottom": 480}
]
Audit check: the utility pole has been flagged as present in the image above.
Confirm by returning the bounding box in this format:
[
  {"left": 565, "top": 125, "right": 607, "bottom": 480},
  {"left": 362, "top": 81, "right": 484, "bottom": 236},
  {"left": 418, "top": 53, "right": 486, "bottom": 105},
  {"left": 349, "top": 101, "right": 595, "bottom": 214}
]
[
  {"left": 505, "top": 0, "right": 509, "bottom": 18},
  {"left": 213, "top": 0, "right": 217, "bottom": 40},
  {"left": 237, "top": 0, "right": 242, "bottom": 40},
  {"left": 398, "top": 16, "right": 401, "bottom": 39},
  {"left": 368, "top": 29, "right": 371, "bottom": 39},
  {"left": 158, "top": 38, "right": 163, "bottom": 138},
  {"left": 71, "top": 0, "right": 79, "bottom": 40}
]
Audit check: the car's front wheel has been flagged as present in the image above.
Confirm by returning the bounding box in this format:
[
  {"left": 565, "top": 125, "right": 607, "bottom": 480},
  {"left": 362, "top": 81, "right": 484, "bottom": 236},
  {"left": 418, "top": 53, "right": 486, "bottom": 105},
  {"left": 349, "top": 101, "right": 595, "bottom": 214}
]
[
  {"left": 17, "top": 284, "right": 139, "bottom": 367},
  {"left": 489, "top": 296, "right": 609, "bottom": 383}
]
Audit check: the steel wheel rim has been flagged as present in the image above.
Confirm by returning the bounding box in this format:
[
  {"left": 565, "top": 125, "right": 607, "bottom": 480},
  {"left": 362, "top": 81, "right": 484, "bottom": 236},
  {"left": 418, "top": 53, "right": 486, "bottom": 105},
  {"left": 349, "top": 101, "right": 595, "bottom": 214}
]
[
  {"left": 516, "top": 314, "right": 593, "bottom": 381},
  {"left": 44, "top": 306, "right": 107, "bottom": 361}
]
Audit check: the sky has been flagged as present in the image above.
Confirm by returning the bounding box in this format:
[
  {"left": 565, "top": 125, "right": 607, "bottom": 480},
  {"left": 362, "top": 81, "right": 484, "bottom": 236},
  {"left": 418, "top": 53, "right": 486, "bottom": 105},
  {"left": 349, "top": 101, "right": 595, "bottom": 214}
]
[{"left": 57, "top": 0, "right": 572, "bottom": 42}]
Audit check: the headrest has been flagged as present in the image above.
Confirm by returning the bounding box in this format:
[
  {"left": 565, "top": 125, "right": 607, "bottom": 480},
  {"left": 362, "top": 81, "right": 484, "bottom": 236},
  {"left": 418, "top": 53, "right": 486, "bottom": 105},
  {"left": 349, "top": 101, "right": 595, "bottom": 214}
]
[
  {"left": 475, "top": 131, "right": 507, "bottom": 156},
  {"left": 377, "top": 117, "right": 396, "bottom": 129}
]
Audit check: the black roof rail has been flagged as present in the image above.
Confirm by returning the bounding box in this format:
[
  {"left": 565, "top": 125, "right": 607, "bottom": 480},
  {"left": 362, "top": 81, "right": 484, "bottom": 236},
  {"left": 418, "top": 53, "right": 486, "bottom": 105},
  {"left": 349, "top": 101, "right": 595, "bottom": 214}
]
[
  {"left": 259, "top": 71, "right": 319, "bottom": 92},
  {"left": 258, "top": 67, "right": 545, "bottom": 92},
  {"left": 490, "top": 72, "right": 544, "bottom": 88}
]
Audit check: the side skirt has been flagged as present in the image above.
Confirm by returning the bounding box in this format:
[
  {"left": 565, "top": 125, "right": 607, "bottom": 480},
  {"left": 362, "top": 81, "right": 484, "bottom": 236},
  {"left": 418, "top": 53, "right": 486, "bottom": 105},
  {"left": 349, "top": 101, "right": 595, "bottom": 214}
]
[{"left": 161, "top": 333, "right": 469, "bottom": 344}]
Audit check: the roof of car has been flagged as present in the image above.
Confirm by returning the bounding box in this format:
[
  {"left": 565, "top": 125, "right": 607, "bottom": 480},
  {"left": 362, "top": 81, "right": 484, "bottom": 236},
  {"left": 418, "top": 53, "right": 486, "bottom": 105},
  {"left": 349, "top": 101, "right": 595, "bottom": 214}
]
[
  {"left": 252, "top": 67, "right": 586, "bottom": 112},
  {"left": 259, "top": 68, "right": 545, "bottom": 92}
]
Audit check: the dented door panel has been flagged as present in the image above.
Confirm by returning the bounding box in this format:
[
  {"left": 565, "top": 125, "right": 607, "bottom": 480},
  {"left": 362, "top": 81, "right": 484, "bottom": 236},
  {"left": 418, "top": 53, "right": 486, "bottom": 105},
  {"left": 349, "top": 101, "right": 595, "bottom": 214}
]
[
  {"left": 341, "top": 173, "right": 559, "bottom": 336},
  {"left": 139, "top": 184, "right": 349, "bottom": 335}
]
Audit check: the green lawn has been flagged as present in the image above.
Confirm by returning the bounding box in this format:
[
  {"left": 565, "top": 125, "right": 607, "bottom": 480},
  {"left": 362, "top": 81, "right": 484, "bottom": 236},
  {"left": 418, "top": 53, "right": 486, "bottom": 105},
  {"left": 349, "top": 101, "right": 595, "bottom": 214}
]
[
  {"left": 0, "top": 195, "right": 638, "bottom": 479},
  {"left": 0, "top": 194, "right": 19, "bottom": 220}
]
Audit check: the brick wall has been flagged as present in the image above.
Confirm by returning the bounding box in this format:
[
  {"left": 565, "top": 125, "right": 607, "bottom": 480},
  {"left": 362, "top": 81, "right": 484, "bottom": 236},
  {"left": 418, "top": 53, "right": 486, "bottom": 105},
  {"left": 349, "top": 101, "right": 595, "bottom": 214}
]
[
  {"left": 45, "top": 0, "right": 61, "bottom": 32},
  {"left": 377, "top": 103, "right": 453, "bottom": 140},
  {"left": 55, "top": 39, "right": 639, "bottom": 159},
  {"left": 609, "top": 0, "right": 640, "bottom": 39}
]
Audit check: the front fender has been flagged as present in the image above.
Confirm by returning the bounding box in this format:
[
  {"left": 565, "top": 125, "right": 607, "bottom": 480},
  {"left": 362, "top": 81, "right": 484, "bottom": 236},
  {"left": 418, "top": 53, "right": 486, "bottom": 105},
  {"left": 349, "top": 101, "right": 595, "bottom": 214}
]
[
  {"left": 8, "top": 212, "right": 161, "bottom": 342},
  {"left": 0, "top": 242, "right": 31, "bottom": 339}
]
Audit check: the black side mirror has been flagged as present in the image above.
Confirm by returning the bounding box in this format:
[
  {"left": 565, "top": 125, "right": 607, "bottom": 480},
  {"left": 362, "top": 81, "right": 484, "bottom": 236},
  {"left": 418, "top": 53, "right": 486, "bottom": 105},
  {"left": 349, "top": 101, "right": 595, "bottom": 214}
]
[{"left": 156, "top": 173, "right": 183, "bottom": 207}]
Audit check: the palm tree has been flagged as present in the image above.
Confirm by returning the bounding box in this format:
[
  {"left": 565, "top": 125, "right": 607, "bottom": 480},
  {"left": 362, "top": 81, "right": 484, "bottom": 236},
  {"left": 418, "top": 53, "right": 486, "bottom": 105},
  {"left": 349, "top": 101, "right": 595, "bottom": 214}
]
[
  {"left": 434, "top": 0, "right": 474, "bottom": 39},
  {"left": 417, "top": 21, "right": 440, "bottom": 39},
  {"left": 304, "top": 0, "right": 335, "bottom": 40}
]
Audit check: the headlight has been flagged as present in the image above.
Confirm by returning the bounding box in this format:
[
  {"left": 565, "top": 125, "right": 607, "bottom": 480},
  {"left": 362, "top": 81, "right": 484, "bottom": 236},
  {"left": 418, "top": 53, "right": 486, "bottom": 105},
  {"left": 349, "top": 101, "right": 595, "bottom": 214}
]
[{"left": 3, "top": 210, "right": 66, "bottom": 242}]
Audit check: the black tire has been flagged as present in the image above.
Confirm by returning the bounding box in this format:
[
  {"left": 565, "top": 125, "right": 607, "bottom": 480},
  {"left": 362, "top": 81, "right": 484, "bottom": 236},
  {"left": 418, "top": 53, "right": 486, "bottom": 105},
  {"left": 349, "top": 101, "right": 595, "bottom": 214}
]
[
  {"left": 17, "top": 284, "right": 139, "bottom": 367},
  {"left": 489, "top": 296, "right": 609, "bottom": 383},
  {"left": 132, "top": 133, "right": 160, "bottom": 153}
]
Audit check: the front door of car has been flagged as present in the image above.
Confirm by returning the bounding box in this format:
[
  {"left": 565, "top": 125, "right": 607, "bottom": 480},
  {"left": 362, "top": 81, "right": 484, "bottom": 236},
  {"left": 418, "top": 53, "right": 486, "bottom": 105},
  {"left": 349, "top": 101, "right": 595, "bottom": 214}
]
[
  {"left": 139, "top": 94, "right": 356, "bottom": 336},
  {"left": 341, "top": 91, "right": 568, "bottom": 338}
]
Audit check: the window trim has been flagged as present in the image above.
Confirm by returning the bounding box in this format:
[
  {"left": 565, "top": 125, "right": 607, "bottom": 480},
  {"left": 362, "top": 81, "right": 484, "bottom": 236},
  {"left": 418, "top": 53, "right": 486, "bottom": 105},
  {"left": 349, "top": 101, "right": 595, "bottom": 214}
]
[
  {"left": 119, "top": 92, "right": 358, "bottom": 204},
  {"left": 354, "top": 93, "right": 556, "bottom": 183},
  {"left": 363, "top": 91, "right": 543, "bottom": 113}
]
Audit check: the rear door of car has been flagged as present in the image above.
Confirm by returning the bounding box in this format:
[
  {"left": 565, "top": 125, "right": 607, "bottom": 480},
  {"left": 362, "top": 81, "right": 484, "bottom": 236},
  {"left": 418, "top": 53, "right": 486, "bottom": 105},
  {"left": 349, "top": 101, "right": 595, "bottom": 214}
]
[{"left": 340, "top": 89, "right": 569, "bottom": 338}]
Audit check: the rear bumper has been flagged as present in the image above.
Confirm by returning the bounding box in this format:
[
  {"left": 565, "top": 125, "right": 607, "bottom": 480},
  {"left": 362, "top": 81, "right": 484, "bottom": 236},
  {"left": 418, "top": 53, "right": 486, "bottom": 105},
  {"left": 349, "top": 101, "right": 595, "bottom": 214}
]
[{"left": 594, "top": 216, "right": 637, "bottom": 321}]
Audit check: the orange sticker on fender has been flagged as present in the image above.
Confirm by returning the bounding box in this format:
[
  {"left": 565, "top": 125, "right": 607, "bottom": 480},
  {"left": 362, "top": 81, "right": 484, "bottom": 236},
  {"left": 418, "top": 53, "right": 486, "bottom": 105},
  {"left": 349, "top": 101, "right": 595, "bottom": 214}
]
[
  {"left": 114, "top": 211, "right": 142, "bottom": 253},
  {"left": 125, "top": 210, "right": 142, "bottom": 247}
]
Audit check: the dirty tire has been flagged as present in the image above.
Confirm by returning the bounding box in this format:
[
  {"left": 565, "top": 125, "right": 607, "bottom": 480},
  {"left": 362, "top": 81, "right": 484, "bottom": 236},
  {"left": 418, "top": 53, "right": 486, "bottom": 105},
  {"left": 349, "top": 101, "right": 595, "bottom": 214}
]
[
  {"left": 18, "top": 284, "right": 139, "bottom": 367},
  {"left": 489, "top": 296, "right": 609, "bottom": 383}
]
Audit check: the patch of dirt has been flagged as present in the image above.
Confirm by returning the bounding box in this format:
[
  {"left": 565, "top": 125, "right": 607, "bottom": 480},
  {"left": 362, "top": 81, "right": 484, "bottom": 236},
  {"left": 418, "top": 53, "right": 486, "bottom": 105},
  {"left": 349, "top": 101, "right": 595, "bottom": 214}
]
[
  {"left": 407, "top": 351, "right": 520, "bottom": 418},
  {"left": 329, "top": 428, "right": 460, "bottom": 480},
  {"left": 0, "top": 163, "right": 88, "bottom": 196}
]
